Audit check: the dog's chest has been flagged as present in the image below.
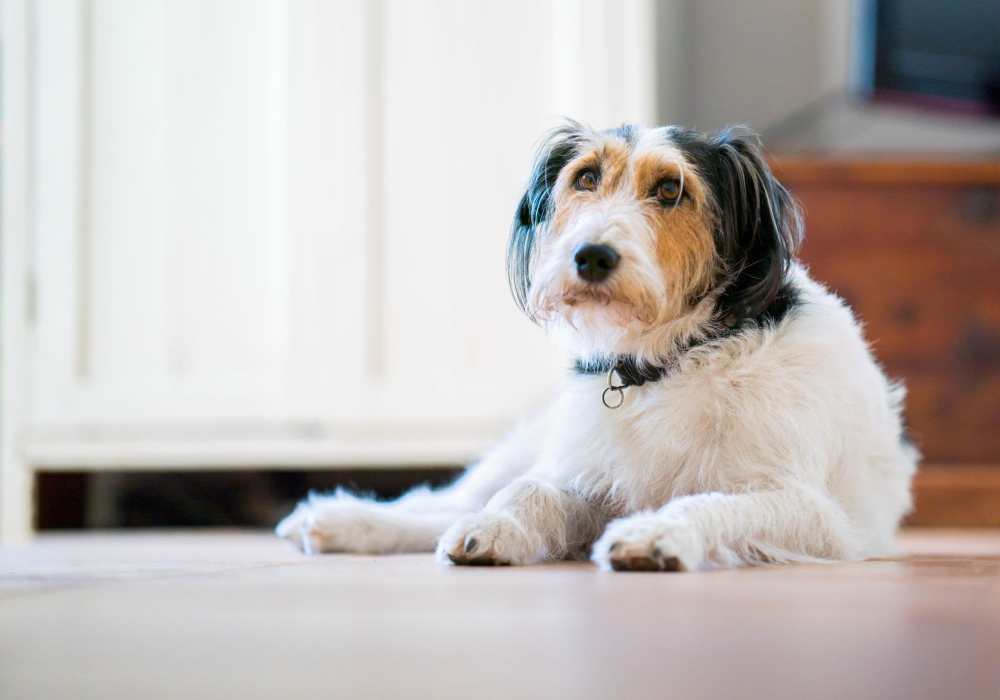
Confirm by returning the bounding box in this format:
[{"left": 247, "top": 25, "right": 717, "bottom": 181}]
[{"left": 546, "top": 372, "right": 727, "bottom": 510}]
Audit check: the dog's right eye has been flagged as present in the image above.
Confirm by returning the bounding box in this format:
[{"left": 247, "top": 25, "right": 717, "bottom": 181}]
[{"left": 574, "top": 169, "right": 599, "bottom": 192}]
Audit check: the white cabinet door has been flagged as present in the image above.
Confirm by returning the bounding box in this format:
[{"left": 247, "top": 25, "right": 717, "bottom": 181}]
[
  {"left": 32, "top": 0, "right": 297, "bottom": 427},
  {"left": 21, "top": 0, "right": 657, "bottom": 468}
]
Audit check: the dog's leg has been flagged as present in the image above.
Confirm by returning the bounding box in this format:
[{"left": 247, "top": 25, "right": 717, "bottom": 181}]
[
  {"left": 277, "top": 496, "right": 466, "bottom": 554},
  {"left": 437, "top": 477, "right": 606, "bottom": 566},
  {"left": 591, "top": 484, "right": 858, "bottom": 572},
  {"left": 276, "top": 413, "right": 548, "bottom": 554}
]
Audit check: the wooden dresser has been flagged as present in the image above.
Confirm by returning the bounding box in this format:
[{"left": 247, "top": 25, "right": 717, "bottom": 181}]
[{"left": 771, "top": 157, "right": 1000, "bottom": 525}]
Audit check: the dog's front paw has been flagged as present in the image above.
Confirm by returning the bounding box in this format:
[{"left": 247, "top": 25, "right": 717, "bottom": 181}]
[
  {"left": 275, "top": 501, "right": 312, "bottom": 549},
  {"left": 275, "top": 496, "right": 390, "bottom": 555},
  {"left": 276, "top": 500, "right": 340, "bottom": 554},
  {"left": 592, "top": 514, "right": 704, "bottom": 572},
  {"left": 436, "top": 512, "right": 541, "bottom": 566}
]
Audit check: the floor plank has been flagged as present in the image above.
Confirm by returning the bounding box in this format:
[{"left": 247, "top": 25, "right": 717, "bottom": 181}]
[{"left": 2, "top": 529, "right": 999, "bottom": 700}]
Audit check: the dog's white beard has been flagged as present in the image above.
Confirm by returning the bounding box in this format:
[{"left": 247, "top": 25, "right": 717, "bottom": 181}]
[
  {"left": 529, "top": 266, "right": 700, "bottom": 362},
  {"left": 549, "top": 303, "right": 646, "bottom": 360}
]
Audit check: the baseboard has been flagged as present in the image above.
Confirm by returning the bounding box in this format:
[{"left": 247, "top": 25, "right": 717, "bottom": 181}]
[
  {"left": 907, "top": 464, "right": 1000, "bottom": 527},
  {"left": 32, "top": 463, "right": 1000, "bottom": 529}
]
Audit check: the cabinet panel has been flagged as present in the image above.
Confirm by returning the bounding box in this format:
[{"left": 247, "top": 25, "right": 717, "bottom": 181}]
[
  {"left": 31, "top": 1, "right": 384, "bottom": 427},
  {"left": 379, "top": 1, "right": 563, "bottom": 421}
]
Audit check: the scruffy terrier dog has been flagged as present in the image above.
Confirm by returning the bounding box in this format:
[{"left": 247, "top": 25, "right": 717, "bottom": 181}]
[{"left": 278, "top": 122, "right": 918, "bottom": 572}]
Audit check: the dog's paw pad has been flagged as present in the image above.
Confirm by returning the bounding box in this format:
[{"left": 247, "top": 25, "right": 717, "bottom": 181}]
[
  {"left": 593, "top": 516, "right": 703, "bottom": 573},
  {"left": 606, "top": 542, "right": 685, "bottom": 572},
  {"left": 437, "top": 514, "right": 535, "bottom": 566},
  {"left": 442, "top": 526, "right": 511, "bottom": 566}
]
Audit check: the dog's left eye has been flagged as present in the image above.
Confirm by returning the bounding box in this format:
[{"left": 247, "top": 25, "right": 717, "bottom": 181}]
[
  {"left": 574, "top": 169, "right": 599, "bottom": 192},
  {"left": 654, "top": 178, "right": 682, "bottom": 205}
]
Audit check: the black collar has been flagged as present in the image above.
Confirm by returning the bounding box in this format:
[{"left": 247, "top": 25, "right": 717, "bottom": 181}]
[
  {"left": 572, "top": 325, "right": 725, "bottom": 388},
  {"left": 573, "top": 355, "right": 667, "bottom": 388},
  {"left": 573, "top": 331, "right": 721, "bottom": 408}
]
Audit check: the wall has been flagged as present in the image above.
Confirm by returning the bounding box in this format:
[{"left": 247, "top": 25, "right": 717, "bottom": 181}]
[
  {"left": 661, "top": 0, "right": 1000, "bottom": 152},
  {"left": 658, "top": 0, "right": 853, "bottom": 132}
]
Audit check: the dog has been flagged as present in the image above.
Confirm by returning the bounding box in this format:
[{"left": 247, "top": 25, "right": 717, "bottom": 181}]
[{"left": 276, "top": 122, "right": 918, "bottom": 572}]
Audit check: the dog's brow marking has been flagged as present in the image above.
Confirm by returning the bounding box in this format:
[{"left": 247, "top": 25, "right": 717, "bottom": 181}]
[{"left": 602, "top": 143, "right": 632, "bottom": 193}]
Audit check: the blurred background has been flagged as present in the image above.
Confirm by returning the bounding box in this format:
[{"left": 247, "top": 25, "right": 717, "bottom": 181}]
[{"left": 2, "top": 0, "right": 998, "bottom": 539}]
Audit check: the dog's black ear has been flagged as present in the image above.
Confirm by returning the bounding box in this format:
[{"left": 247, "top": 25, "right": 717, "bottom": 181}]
[
  {"left": 707, "top": 129, "right": 803, "bottom": 322},
  {"left": 507, "top": 124, "right": 584, "bottom": 316}
]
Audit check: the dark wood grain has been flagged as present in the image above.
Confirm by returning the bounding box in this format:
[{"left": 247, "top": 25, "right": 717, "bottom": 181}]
[{"left": 907, "top": 465, "right": 1000, "bottom": 526}]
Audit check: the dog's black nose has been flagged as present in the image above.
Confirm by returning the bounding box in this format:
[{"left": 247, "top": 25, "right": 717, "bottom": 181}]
[{"left": 574, "top": 244, "right": 619, "bottom": 283}]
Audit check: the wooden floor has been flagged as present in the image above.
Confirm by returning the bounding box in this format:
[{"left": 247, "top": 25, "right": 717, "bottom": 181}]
[{"left": 2, "top": 530, "right": 999, "bottom": 700}]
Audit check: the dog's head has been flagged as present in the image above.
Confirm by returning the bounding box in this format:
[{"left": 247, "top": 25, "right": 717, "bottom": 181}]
[{"left": 508, "top": 122, "right": 802, "bottom": 358}]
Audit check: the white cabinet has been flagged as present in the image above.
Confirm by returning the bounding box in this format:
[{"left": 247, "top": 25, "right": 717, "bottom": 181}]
[{"left": 1, "top": 0, "right": 657, "bottom": 538}]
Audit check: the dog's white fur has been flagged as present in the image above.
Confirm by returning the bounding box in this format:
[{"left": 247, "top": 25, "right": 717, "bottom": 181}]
[{"left": 277, "top": 124, "right": 917, "bottom": 572}]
